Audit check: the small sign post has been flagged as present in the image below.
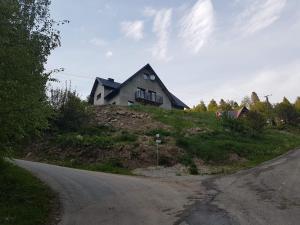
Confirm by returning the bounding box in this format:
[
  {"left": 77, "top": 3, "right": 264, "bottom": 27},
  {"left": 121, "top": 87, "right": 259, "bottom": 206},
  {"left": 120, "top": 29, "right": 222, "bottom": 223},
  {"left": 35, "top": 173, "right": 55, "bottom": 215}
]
[{"left": 155, "top": 134, "right": 161, "bottom": 167}]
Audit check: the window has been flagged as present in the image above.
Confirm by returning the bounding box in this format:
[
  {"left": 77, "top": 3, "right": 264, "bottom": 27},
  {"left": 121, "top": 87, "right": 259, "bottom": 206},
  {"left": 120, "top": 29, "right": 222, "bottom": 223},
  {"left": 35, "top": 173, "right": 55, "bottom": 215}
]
[
  {"left": 137, "top": 88, "right": 145, "bottom": 98},
  {"left": 96, "top": 93, "right": 102, "bottom": 100},
  {"left": 128, "top": 101, "right": 134, "bottom": 106},
  {"left": 148, "top": 90, "right": 156, "bottom": 101},
  {"left": 143, "top": 74, "right": 149, "bottom": 80}
]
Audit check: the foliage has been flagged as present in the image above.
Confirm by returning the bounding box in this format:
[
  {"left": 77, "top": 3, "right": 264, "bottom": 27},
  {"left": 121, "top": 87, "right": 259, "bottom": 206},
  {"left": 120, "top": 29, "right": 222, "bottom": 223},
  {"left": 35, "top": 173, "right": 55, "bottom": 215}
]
[
  {"left": 62, "top": 159, "right": 132, "bottom": 175},
  {"left": 218, "top": 99, "right": 233, "bottom": 111},
  {"left": 274, "top": 98, "right": 298, "bottom": 126},
  {"left": 0, "top": 161, "right": 56, "bottom": 225},
  {"left": 115, "top": 131, "right": 138, "bottom": 142},
  {"left": 242, "top": 111, "right": 266, "bottom": 136},
  {"left": 241, "top": 96, "right": 251, "bottom": 108},
  {"left": 50, "top": 86, "right": 93, "bottom": 132},
  {"left": 0, "top": 0, "right": 62, "bottom": 157},
  {"left": 295, "top": 97, "right": 300, "bottom": 113},
  {"left": 251, "top": 92, "right": 260, "bottom": 104},
  {"left": 56, "top": 133, "right": 114, "bottom": 148},
  {"left": 191, "top": 101, "right": 207, "bottom": 112},
  {"left": 208, "top": 99, "right": 218, "bottom": 112}
]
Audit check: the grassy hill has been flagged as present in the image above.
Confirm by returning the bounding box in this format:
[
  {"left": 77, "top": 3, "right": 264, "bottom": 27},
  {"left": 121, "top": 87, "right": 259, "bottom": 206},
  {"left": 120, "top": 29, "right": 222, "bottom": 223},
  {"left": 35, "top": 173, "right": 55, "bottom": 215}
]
[{"left": 18, "top": 105, "right": 300, "bottom": 175}]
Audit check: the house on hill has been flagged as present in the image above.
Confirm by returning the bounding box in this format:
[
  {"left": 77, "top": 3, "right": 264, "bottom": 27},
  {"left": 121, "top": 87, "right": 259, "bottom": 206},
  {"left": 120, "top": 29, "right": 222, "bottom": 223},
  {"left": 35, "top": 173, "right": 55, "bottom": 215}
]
[
  {"left": 89, "top": 64, "right": 189, "bottom": 110},
  {"left": 216, "top": 106, "right": 249, "bottom": 119}
]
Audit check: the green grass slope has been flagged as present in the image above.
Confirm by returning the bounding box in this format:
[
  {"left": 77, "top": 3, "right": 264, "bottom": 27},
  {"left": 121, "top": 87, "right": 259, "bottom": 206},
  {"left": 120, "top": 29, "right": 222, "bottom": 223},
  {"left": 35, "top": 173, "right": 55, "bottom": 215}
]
[
  {"left": 0, "top": 160, "right": 58, "bottom": 225},
  {"left": 132, "top": 105, "right": 300, "bottom": 172}
]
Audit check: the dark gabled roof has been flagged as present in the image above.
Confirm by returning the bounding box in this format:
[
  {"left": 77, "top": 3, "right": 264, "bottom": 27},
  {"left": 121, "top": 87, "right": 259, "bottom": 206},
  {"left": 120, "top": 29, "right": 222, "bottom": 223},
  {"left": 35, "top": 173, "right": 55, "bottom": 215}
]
[
  {"left": 88, "top": 78, "right": 120, "bottom": 104},
  {"left": 169, "top": 93, "right": 189, "bottom": 109},
  {"left": 97, "top": 78, "right": 120, "bottom": 89},
  {"left": 89, "top": 64, "right": 190, "bottom": 109}
]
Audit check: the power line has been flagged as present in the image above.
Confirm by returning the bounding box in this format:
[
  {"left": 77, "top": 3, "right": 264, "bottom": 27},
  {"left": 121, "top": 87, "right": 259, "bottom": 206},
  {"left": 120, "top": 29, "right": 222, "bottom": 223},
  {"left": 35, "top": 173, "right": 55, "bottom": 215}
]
[{"left": 51, "top": 72, "right": 95, "bottom": 80}]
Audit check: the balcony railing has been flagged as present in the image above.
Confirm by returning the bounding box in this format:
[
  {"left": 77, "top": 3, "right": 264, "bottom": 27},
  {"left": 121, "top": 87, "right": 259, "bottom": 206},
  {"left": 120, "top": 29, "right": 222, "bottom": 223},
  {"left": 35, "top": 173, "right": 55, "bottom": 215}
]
[{"left": 135, "top": 90, "right": 163, "bottom": 105}]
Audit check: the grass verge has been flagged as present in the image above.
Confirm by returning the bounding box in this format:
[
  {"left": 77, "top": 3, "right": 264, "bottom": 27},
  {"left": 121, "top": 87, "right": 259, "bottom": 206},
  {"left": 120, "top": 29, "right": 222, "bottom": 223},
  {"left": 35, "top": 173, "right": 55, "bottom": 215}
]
[{"left": 0, "top": 160, "right": 58, "bottom": 225}]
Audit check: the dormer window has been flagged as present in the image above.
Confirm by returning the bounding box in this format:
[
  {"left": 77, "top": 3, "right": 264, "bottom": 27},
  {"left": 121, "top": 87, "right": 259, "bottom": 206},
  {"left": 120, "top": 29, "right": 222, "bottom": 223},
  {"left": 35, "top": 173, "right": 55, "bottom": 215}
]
[{"left": 143, "top": 73, "right": 149, "bottom": 80}]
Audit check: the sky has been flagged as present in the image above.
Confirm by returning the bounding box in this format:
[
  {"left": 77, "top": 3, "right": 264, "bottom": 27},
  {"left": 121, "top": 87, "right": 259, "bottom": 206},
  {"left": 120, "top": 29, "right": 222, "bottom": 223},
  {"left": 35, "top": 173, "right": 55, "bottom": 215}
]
[{"left": 46, "top": 0, "right": 300, "bottom": 107}]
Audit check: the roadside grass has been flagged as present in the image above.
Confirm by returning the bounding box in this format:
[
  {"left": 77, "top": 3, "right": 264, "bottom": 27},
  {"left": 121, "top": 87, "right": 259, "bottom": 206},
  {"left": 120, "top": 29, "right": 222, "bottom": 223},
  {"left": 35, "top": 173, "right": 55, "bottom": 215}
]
[
  {"left": 131, "top": 105, "right": 300, "bottom": 173},
  {"left": 37, "top": 158, "right": 133, "bottom": 176},
  {"left": 0, "top": 160, "right": 57, "bottom": 225}
]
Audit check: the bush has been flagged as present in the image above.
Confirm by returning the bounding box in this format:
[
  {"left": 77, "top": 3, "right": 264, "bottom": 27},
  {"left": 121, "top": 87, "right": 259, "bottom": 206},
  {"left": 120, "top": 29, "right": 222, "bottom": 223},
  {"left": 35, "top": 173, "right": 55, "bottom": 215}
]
[
  {"left": 220, "top": 114, "right": 247, "bottom": 134},
  {"left": 220, "top": 111, "right": 265, "bottom": 137},
  {"left": 243, "top": 111, "right": 265, "bottom": 135},
  {"left": 115, "top": 131, "right": 137, "bottom": 142},
  {"left": 56, "top": 134, "right": 113, "bottom": 148},
  {"left": 50, "top": 87, "right": 93, "bottom": 132}
]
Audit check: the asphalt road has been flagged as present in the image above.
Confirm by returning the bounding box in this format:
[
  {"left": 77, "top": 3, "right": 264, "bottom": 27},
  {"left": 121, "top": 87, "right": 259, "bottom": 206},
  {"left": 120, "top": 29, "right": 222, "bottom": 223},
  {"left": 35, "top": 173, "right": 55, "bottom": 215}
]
[
  {"left": 14, "top": 160, "right": 203, "bottom": 225},
  {"left": 15, "top": 149, "right": 300, "bottom": 225},
  {"left": 178, "top": 149, "right": 300, "bottom": 225}
]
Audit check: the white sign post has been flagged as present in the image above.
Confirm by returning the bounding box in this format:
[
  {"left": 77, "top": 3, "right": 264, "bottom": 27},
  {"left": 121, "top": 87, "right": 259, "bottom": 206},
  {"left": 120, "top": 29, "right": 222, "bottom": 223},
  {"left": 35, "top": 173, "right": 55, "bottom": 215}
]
[{"left": 155, "top": 134, "right": 161, "bottom": 167}]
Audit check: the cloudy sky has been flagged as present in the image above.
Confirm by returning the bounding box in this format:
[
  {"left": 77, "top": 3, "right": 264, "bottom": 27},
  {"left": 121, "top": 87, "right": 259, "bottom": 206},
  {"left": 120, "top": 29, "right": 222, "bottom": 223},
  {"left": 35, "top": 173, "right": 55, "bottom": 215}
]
[{"left": 47, "top": 0, "right": 300, "bottom": 107}]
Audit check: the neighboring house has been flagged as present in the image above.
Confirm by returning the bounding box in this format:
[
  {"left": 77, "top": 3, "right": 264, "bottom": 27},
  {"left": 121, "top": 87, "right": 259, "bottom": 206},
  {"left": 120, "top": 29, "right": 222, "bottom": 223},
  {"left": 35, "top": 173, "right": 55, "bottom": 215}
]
[
  {"left": 89, "top": 64, "right": 189, "bottom": 110},
  {"left": 216, "top": 106, "right": 249, "bottom": 119}
]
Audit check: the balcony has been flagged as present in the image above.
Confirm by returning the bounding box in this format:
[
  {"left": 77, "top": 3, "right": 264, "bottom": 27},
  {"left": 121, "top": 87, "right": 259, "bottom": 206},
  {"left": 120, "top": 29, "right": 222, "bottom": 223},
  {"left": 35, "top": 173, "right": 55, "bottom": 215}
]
[{"left": 135, "top": 90, "right": 163, "bottom": 105}]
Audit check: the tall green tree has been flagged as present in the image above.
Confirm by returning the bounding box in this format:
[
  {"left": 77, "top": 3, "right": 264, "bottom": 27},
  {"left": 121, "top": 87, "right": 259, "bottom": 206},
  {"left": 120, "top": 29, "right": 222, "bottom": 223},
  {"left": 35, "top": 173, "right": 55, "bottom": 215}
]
[
  {"left": 241, "top": 96, "right": 251, "bottom": 108},
  {"left": 192, "top": 101, "right": 207, "bottom": 112},
  {"left": 295, "top": 97, "right": 300, "bottom": 112},
  {"left": 251, "top": 92, "right": 260, "bottom": 104},
  {"left": 219, "top": 99, "right": 233, "bottom": 111},
  {"left": 208, "top": 99, "right": 218, "bottom": 112},
  {"left": 0, "top": 0, "right": 62, "bottom": 157},
  {"left": 274, "top": 97, "right": 298, "bottom": 125}
]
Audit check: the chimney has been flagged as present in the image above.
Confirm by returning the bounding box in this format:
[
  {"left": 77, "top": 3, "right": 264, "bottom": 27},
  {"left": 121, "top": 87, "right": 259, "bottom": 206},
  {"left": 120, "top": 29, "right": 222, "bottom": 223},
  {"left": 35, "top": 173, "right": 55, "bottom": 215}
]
[{"left": 107, "top": 78, "right": 114, "bottom": 82}]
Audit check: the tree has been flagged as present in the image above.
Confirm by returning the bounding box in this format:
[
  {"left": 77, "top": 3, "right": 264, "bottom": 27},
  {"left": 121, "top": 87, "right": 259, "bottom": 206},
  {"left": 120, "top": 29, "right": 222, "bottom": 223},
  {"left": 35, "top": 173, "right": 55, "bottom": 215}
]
[
  {"left": 241, "top": 96, "right": 251, "bottom": 108},
  {"left": 274, "top": 97, "right": 298, "bottom": 125},
  {"left": 219, "top": 99, "right": 233, "bottom": 111},
  {"left": 208, "top": 99, "right": 218, "bottom": 112},
  {"left": 295, "top": 97, "right": 300, "bottom": 112},
  {"left": 229, "top": 100, "right": 239, "bottom": 110},
  {"left": 50, "top": 87, "right": 92, "bottom": 132},
  {"left": 192, "top": 101, "right": 207, "bottom": 112},
  {"left": 0, "top": 0, "right": 62, "bottom": 157},
  {"left": 251, "top": 92, "right": 260, "bottom": 104}
]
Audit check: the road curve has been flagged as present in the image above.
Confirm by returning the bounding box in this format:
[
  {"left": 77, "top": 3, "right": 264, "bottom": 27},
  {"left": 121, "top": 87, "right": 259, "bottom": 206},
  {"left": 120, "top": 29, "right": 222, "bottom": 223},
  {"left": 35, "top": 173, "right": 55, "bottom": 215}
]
[
  {"left": 15, "top": 149, "right": 300, "bottom": 225},
  {"left": 14, "top": 160, "right": 202, "bottom": 225},
  {"left": 178, "top": 149, "right": 300, "bottom": 225}
]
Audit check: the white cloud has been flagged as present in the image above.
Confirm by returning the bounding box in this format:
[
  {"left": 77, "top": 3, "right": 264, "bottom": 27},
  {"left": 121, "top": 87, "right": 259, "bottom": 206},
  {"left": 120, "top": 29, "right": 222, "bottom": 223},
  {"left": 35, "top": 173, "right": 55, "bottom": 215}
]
[
  {"left": 179, "top": 0, "right": 215, "bottom": 54},
  {"left": 105, "top": 51, "right": 113, "bottom": 58},
  {"left": 89, "top": 38, "right": 107, "bottom": 47},
  {"left": 143, "top": 7, "right": 157, "bottom": 17},
  {"left": 199, "top": 60, "right": 300, "bottom": 104},
  {"left": 120, "top": 20, "right": 144, "bottom": 41},
  {"left": 238, "top": 0, "right": 287, "bottom": 35},
  {"left": 152, "top": 9, "right": 173, "bottom": 61}
]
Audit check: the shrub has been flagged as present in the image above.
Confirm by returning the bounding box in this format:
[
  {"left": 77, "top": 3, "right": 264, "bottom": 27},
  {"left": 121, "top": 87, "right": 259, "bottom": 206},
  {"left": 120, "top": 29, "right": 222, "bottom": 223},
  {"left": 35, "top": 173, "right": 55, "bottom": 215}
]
[
  {"left": 145, "top": 128, "right": 172, "bottom": 137},
  {"left": 242, "top": 111, "right": 266, "bottom": 136},
  {"left": 115, "top": 131, "right": 137, "bottom": 142},
  {"left": 220, "top": 111, "right": 265, "bottom": 137},
  {"left": 189, "top": 163, "right": 199, "bottom": 175},
  {"left": 56, "top": 134, "right": 113, "bottom": 148},
  {"left": 220, "top": 114, "right": 247, "bottom": 134},
  {"left": 50, "top": 87, "right": 93, "bottom": 132}
]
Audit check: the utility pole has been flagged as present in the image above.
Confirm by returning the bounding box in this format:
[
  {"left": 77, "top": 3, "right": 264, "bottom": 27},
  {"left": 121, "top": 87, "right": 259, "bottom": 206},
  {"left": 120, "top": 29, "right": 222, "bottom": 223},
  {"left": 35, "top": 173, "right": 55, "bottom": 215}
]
[{"left": 264, "top": 94, "right": 272, "bottom": 124}]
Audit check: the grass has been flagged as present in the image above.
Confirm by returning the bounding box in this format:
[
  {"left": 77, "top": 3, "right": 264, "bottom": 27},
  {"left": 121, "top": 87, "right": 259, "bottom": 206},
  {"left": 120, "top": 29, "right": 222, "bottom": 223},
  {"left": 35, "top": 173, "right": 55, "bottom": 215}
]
[
  {"left": 43, "top": 158, "right": 133, "bottom": 176},
  {"left": 0, "top": 160, "right": 57, "bottom": 225},
  {"left": 131, "top": 105, "right": 300, "bottom": 172}
]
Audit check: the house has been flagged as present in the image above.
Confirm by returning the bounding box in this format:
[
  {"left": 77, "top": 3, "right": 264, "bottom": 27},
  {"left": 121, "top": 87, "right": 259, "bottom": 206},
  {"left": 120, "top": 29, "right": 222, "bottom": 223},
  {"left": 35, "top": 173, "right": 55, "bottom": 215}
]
[
  {"left": 216, "top": 106, "right": 249, "bottom": 119},
  {"left": 89, "top": 64, "right": 189, "bottom": 110}
]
